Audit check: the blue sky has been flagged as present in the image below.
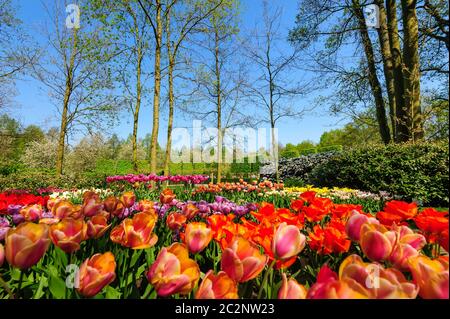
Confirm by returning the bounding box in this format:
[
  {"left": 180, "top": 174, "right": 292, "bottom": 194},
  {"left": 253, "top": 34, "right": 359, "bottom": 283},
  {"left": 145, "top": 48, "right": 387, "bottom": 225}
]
[{"left": 9, "top": 0, "right": 348, "bottom": 146}]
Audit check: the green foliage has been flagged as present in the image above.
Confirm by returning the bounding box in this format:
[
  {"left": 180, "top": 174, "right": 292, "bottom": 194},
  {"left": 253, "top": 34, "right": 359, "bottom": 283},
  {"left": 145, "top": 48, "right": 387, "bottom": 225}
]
[
  {"left": 282, "top": 177, "right": 306, "bottom": 187},
  {"left": 0, "top": 171, "right": 107, "bottom": 191},
  {"left": 310, "top": 141, "right": 449, "bottom": 206}
]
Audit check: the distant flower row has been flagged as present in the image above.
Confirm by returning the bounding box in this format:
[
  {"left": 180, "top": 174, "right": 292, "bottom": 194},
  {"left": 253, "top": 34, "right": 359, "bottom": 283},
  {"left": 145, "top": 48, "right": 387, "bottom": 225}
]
[{"left": 106, "top": 174, "right": 210, "bottom": 185}]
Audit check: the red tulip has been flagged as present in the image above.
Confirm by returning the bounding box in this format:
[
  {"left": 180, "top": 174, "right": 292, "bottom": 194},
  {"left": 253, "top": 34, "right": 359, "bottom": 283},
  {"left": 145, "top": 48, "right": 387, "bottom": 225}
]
[
  {"left": 195, "top": 270, "right": 238, "bottom": 299},
  {"left": 77, "top": 252, "right": 116, "bottom": 297},
  {"left": 5, "top": 222, "right": 51, "bottom": 269}
]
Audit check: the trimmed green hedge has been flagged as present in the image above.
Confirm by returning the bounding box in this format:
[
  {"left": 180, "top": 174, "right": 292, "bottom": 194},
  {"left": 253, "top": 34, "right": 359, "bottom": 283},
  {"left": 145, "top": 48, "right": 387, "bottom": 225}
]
[
  {"left": 0, "top": 171, "right": 108, "bottom": 192},
  {"left": 310, "top": 141, "right": 449, "bottom": 206}
]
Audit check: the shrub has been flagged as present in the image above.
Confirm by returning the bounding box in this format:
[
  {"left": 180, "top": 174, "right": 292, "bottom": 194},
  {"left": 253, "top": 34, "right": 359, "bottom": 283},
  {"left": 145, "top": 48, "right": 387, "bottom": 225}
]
[
  {"left": 310, "top": 142, "right": 449, "bottom": 206},
  {"left": 0, "top": 171, "right": 108, "bottom": 192}
]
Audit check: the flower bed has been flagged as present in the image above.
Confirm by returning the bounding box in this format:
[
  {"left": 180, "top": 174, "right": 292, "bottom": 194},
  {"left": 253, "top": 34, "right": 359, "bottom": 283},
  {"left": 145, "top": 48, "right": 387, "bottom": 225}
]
[{"left": 0, "top": 187, "right": 448, "bottom": 299}]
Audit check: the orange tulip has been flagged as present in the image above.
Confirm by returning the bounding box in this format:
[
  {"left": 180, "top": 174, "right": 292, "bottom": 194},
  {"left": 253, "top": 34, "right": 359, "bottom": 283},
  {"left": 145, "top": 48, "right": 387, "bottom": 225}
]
[
  {"left": 5, "top": 222, "right": 51, "bottom": 269},
  {"left": 147, "top": 243, "right": 200, "bottom": 297},
  {"left": 307, "top": 264, "right": 371, "bottom": 299},
  {"left": 138, "top": 200, "right": 156, "bottom": 215},
  {"left": 272, "top": 222, "right": 306, "bottom": 260},
  {"left": 339, "top": 255, "right": 418, "bottom": 298},
  {"left": 182, "top": 203, "right": 199, "bottom": 220},
  {"left": 77, "top": 252, "right": 116, "bottom": 297},
  {"left": 221, "top": 236, "right": 267, "bottom": 283},
  {"left": 408, "top": 255, "right": 449, "bottom": 299},
  {"left": 103, "top": 197, "right": 125, "bottom": 216},
  {"left": 278, "top": 273, "right": 307, "bottom": 299},
  {"left": 166, "top": 212, "right": 187, "bottom": 231},
  {"left": 184, "top": 222, "right": 213, "bottom": 254},
  {"left": 120, "top": 191, "right": 136, "bottom": 208},
  {"left": 159, "top": 188, "right": 175, "bottom": 204},
  {"left": 19, "top": 204, "right": 43, "bottom": 222},
  {"left": 195, "top": 270, "right": 239, "bottom": 299},
  {"left": 87, "top": 215, "right": 111, "bottom": 239},
  {"left": 52, "top": 200, "right": 77, "bottom": 219},
  {"left": 384, "top": 200, "right": 418, "bottom": 220},
  {"left": 0, "top": 243, "right": 4, "bottom": 267},
  {"left": 110, "top": 212, "right": 158, "bottom": 249},
  {"left": 49, "top": 218, "right": 87, "bottom": 253}
]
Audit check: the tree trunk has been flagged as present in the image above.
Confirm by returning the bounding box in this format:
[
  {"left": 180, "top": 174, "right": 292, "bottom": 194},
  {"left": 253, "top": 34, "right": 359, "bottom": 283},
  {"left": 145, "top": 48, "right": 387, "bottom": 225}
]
[
  {"left": 164, "top": 10, "right": 174, "bottom": 176},
  {"left": 150, "top": 0, "right": 162, "bottom": 173},
  {"left": 353, "top": 0, "right": 391, "bottom": 144},
  {"left": 375, "top": 0, "right": 396, "bottom": 140},
  {"left": 56, "top": 28, "right": 78, "bottom": 176},
  {"left": 132, "top": 48, "right": 142, "bottom": 172},
  {"left": 400, "top": 0, "right": 424, "bottom": 141},
  {"left": 214, "top": 27, "right": 223, "bottom": 183},
  {"left": 386, "top": 0, "right": 408, "bottom": 142}
]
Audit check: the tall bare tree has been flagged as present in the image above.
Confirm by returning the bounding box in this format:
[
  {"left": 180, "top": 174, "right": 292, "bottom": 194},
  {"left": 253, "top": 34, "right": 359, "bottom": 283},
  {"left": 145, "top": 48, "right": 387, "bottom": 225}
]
[
  {"left": 33, "top": 0, "right": 118, "bottom": 175},
  {"left": 246, "top": 1, "right": 311, "bottom": 181}
]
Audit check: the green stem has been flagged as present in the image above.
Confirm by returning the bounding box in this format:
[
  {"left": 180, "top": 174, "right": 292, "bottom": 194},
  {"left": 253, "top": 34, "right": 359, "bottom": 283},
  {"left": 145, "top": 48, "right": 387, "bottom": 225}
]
[
  {"left": 257, "top": 259, "right": 276, "bottom": 299},
  {"left": 0, "top": 273, "right": 14, "bottom": 299},
  {"left": 17, "top": 269, "right": 25, "bottom": 299}
]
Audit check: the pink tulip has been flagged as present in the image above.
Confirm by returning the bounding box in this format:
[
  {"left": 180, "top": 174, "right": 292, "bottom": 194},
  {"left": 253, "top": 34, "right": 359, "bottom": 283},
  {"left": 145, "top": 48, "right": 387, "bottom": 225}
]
[
  {"left": 272, "top": 222, "right": 306, "bottom": 260},
  {"left": 147, "top": 243, "right": 200, "bottom": 297},
  {"left": 359, "top": 223, "right": 396, "bottom": 262},
  {"left": 19, "top": 204, "right": 43, "bottom": 222},
  {"left": 278, "top": 273, "right": 307, "bottom": 299},
  {"left": 345, "top": 211, "right": 379, "bottom": 241},
  {"left": 184, "top": 222, "right": 213, "bottom": 254},
  {"left": 339, "top": 254, "right": 418, "bottom": 299}
]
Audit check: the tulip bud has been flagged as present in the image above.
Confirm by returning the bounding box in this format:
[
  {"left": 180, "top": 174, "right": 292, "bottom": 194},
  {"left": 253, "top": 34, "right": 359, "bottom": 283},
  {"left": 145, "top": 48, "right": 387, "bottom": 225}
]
[
  {"left": 345, "top": 211, "right": 379, "bottom": 241},
  {"left": 184, "top": 222, "right": 213, "bottom": 254},
  {"left": 272, "top": 222, "right": 306, "bottom": 260}
]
